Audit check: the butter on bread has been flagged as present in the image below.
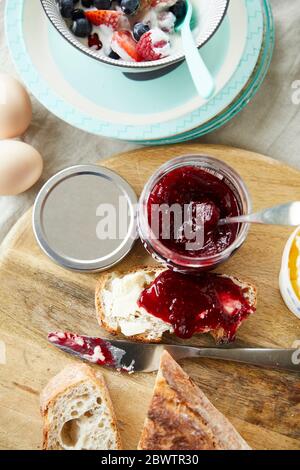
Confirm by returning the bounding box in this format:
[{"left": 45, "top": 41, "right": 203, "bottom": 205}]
[
  {"left": 95, "top": 266, "right": 257, "bottom": 343},
  {"left": 40, "top": 364, "right": 122, "bottom": 450},
  {"left": 138, "top": 351, "right": 251, "bottom": 450},
  {"left": 96, "top": 267, "right": 170, "bottom": 342}
]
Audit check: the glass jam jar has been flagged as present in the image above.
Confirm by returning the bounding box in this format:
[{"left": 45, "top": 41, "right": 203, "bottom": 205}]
[{"left": 138, "top": 155, "right": 252, "bottom": 273}]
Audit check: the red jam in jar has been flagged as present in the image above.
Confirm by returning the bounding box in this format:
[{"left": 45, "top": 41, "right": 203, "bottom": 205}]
[
  {"left": 147, "top": 166, "right": 241, "bottom": 257},
  {"left": 138, "top": 155, "right": 251, "bottom": 272},
  {"left": 138, "top": 270, "right": 255, "bottom": 342}
]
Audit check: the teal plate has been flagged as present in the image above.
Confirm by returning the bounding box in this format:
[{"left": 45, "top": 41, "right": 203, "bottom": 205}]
[
  {"left": 145, "top": 0, "right": 274, "bottom": 145},
  {"left": 5, "top": 0, "right": 272, "bottom": 143}
]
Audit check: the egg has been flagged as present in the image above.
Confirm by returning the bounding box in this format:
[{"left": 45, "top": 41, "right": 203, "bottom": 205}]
[
  {"left": 0, "top": 74, "right": 32, "bottom": 139},
  {"left": 0, "top": 140, "right": 43, "bottom": 195}
]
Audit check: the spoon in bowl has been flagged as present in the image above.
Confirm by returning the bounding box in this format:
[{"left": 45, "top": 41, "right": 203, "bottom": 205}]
[
  {"left": 218, "top": 202, "right": 300, "bottom": 226},
  {"left": 175, "top": 0, "right": 215, "bottom": 99}
]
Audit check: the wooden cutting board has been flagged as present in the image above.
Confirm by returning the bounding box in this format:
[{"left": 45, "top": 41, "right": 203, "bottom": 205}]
[{"left": 0, "top": 144, "right": 299, "bottom": 450}]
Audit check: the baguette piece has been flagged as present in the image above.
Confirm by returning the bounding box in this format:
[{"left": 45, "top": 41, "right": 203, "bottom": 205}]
[
  {"left": 95, "top": 266, "right": 256, "bottom": 343},
  {"left": 138, "top": 351, "right": 251, "bottom": 450},
  {"left": 40, "top": 364, "right": 122, "bottom": 450}
]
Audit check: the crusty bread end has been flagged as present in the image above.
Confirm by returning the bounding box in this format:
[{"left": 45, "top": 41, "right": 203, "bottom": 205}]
[{"left": 138, "top": 351, "right": 251, "bottom": 450}]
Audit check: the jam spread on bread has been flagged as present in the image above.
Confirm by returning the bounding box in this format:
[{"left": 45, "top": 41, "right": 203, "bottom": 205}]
[
  {"left": 147, "top": 166, "right": 241, "bottom": 257},
  {"left": 138, "top": 271, "right": 255, "bottom": 341}
]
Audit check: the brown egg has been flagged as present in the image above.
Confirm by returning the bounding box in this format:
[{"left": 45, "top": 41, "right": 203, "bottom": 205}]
[
  {"left": 0, "top": 74, "right": 32, "bottom": 139},
  {"left": 0, "top": 140, "right": 43, "bottom": 195}
]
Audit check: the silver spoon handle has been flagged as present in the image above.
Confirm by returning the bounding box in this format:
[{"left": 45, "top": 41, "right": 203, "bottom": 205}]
[
  {"left": 220, "top": 202, "right": 300, "bottom": 226},
  {"left": 166, "top": 346, "right": 300, "bottom": 372}
]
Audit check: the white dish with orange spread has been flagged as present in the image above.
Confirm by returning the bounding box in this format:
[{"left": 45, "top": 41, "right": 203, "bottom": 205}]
[{"left": 279, "top": 226, "right": 300, "bottom": 319}]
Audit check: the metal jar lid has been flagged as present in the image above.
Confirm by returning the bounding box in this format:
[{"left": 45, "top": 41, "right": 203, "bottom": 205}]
[{"left": 33, "top": 165, "right": 137, "bottom": 272}]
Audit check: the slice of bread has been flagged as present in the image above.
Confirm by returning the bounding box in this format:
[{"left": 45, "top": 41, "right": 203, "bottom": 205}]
[
  {"left": 40, "top": 364, "right": 122, "bottom": 450},
  {"left": 138, "top": 351, "right": 251, "bottom": 450},
  {"left": 95, "top": 266, "right": 256, "bottom": 343}
]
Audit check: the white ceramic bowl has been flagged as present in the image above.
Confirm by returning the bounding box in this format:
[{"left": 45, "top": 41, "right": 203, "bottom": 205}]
[{"left": 40, "top": 0, "right": 230, "bottom": 72}]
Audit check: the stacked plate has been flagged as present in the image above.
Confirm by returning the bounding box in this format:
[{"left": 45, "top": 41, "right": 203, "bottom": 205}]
[{"left": 5, "top": 0, "right": 274, "bottom": 145}]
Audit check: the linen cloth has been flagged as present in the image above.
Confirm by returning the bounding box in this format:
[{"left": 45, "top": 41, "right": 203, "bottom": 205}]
[{"left": 0, "top": 0, "right": 299, "bottom": 242}]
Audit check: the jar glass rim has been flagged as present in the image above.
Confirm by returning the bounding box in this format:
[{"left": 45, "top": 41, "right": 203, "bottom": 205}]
[{"left": 138, "top": 154, "right": 252, "bottom": 267}]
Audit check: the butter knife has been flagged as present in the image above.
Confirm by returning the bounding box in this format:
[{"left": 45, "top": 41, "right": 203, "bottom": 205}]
[{"left": 48, "top": 332, "right": 300, "bottom": 374}]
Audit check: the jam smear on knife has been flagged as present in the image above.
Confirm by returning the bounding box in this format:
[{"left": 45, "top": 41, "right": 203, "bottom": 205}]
[{"left": 48, "top": 332, "right": 133, "bottom": 371}]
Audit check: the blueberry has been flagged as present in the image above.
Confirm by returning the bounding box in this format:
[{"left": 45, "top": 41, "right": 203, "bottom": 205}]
[
  {"left": 121, "top": 0, "right": 140, "bottom": 16},
  {"left": 71, "top": 18, "right": 92, "bottom": 37},
  {"left": 94, "top": 0, "right": 111, "bottom": 8},
  {"left": 71, "top": 8, "right": 85, "bottom": 20},
  {"left": 59, "top": 0, "right": 74, "bottom": 18},
  {"left": 133, "top": 22, "right": 150, "bottom": 41},
  {"left": 170, "top": 0, "right": 187, "bottom": 20},
  {"left": 109, "top": 50, "right": 120, "bottom": 60},
  {"left": 81, "top": 0, "right": 94, "bottom": 7}
]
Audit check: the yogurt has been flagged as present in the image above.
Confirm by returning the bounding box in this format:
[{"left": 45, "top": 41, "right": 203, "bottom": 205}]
[{"left": 60, "top": 0, "right": 201, "bottom": 61}]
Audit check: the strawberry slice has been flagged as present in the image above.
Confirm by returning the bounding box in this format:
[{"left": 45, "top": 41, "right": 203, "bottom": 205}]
[
  {"left": 151, "top": 0, "right": 177, "bottom": 7},
  {"left": 111, "top": 31, "right": 142, "bottom": 62},
  {"left": 136, "top": 28, "right": 170, "bottom": 61},
  {"left": 85, "top": 10, "right": 123, "bottom": 31},
  {"left": 140, "top": 0, "right": 152, "bottom": 10}
]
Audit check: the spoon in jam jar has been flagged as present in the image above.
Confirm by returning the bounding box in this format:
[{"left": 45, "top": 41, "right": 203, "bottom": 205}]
[{"left": 218, "top": 201, "right": 300, "bottom": 227}]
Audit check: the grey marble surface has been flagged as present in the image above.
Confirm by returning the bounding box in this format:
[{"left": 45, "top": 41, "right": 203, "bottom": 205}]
[{"left": 0, "top": 0, "right": 299, "bottom": 242}]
